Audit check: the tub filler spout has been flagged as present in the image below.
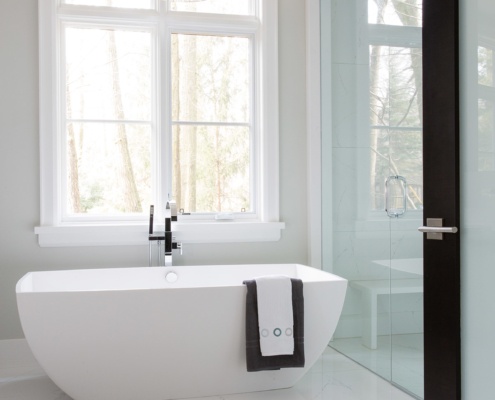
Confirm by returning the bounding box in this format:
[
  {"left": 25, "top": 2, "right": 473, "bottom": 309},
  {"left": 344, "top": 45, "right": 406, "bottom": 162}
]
[
  {"left": 165, "top": 200, "right": 181, "bottom": 267},
  {"left": 148, "top": 201, "right": 182, "bottom": 266}
]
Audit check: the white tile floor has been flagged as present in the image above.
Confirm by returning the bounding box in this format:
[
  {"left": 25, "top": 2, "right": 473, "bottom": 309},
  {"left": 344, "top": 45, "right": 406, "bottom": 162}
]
[
  {"left": 0, "top": 339, "right": 415, "bottom": 400},
  {"left": 331, "top": 334, "right": 424, "bottom": 399}
]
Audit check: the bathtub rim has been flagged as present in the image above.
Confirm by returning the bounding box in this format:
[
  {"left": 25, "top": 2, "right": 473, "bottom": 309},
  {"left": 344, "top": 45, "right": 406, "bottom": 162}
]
[{"left": 16, "top": 263, "right": 347, "bottom": 294}]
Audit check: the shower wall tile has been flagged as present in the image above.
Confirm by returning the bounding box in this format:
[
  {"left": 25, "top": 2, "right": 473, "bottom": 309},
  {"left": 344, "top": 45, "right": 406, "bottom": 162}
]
[
  {"left": 331, "top": 64, "right": 371, "bottom": 148},
  {"left": 332, "top": 231, "right": 391, "bottom": 281},
  {"left": 334, "top": 310, "right": 395, "bottom": 338},
  {"left": 390, "top": 228, "right": 423, "bottom": 261},
  {"left": 332, "top": 230, "right": 392, "bottom": 339},
  {"left": 332, "top": 147, "right": 384, "bottom": 230},
  {"left": 332, "top": 146, "right": 399, "bottom": 232},
  {"left": 330, "top": 0, "right": 369, "bottom": 65},
  {"left": 333, "top": 312, "right": 362, "bottom": 338},
  {"left": 335, "top": 293, "right": 423, "bottom": 339},
  {"left": 332, "top": 148, "right": 359, "bottom": 230},
  {"left": 391, "top": 308, "right": 424, "bottom": 335},
  {"left": 332, "top": 226, "right": 423, "bottom": 340},
  {"left": 388, "top": 131, "right": 423, "bottom": 217},
  {"left": 391, "top": 293, "right": 423, "bottom": 313}
]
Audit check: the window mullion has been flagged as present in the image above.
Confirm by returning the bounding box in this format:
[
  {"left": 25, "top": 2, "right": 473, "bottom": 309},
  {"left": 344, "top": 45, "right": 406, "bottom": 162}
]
[
  {"left": 59, "top": 17, "right": 69, "bottom": 223},
  {"left": 158, "top": 16, "right": 172, "bottom": 221},
  {"left": 172, "top": 121, "right": 250, "bottom": 127},
  {"left": 165, "top": 13, "right": 260, "bottom": 35}
]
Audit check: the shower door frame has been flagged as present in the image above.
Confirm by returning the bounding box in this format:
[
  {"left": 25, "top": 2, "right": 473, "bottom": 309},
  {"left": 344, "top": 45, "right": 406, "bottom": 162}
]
[
  {"left": 422, "top": 0, "right": 461, "bottom": 399},
  {"left": 307, "top": 0, "right": 461, "bottom": 398}
]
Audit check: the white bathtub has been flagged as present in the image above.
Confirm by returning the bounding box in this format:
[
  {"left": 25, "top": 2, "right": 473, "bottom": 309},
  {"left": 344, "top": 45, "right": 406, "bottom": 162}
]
[{"left": 16, "top": 264, "right": 347, "bottom": 400}]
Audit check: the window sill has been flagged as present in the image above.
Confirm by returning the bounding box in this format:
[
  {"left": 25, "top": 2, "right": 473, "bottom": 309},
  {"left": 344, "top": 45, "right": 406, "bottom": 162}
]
[{"left": 34, "top": 221, "right": 286, "bottom": 247}]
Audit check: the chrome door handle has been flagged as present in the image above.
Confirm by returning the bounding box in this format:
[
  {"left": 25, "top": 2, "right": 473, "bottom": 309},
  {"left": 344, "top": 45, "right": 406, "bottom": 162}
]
[
  {"left": 418, "top": 218, "right": 458, "bottom": 240},
  {"left": 418, "top": 226, "right": 458, "bottom": 233}
]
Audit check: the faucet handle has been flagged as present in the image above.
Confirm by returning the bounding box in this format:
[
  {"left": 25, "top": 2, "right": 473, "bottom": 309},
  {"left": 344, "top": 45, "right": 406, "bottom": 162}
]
[
  {"left": 167, "top": 200, "right": 177, "bottom": 221},
  {"left": 172, "top": 239, "right": 183, "bottom": 255}
]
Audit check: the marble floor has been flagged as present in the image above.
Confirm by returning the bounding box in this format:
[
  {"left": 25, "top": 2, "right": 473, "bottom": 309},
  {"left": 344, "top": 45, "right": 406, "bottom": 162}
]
[
  {"left": 0, "top": 339, "right": 415, "bottom": 400},
  {"left": 331, "top": 334, "right": 424, "bottom": 399}
]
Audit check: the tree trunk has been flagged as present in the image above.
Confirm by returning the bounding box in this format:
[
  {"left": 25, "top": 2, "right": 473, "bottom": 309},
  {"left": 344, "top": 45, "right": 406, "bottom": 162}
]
[
  {"left": 391, "top": 0, "right": 423, "bottom": 125},
  {"left": 215, "top": 126, "right": 222, "bottom": 212},
  {"left": 183, "top": 34, "right": 198, "bottom": 212},
  {"left": 66, "top": 86, "right": 82, "bottom": 213},
  {"left": 171, "top": 34, "right": 182, "bottom": 209},
  {"left": 106, "top": 21, "right": 142, "bottom": 213},
  {"left": 369, "top": 0, "right": 388, "bottom": 209}
]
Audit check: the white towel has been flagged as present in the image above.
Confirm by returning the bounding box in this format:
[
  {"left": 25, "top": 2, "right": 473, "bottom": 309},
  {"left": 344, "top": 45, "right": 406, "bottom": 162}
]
[{"left": 255, "top": 275, "right": 294, "bottom": 356}]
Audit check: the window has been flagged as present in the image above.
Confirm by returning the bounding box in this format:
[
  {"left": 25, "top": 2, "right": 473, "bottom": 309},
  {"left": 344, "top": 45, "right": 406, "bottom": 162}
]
[
  {"left": 368, "top": 0, "right": 423, "bottom": 215},
  {"left": 36, "top": 0, "right": 283, "bottom": 246},
  {"left": 171, "top": 33, "right": 251, "bottom": 214},
  {"left": 478, "top": 42, "right": 495, "bottom": 171}
]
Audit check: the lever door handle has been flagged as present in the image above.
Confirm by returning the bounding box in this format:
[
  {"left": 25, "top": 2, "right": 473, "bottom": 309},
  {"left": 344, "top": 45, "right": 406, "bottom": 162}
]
[
  {"left": 418, "top": 218, "right": 458, "bottom": 240},
  {"left": 418, "top": 226, "right": 458, "bottom": 233}
]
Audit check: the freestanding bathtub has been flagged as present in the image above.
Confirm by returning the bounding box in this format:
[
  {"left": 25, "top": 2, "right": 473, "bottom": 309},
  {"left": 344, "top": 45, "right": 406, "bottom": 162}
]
[{"left": 16, "top": 264, "right": 347, "bottom": 400}]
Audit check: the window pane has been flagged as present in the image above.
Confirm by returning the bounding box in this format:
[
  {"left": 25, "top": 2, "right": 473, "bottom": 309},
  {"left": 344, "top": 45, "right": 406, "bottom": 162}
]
[
  {"left": 478, "top": 98, "right": 495, "bottom": 171},
  {"left": 390, "top": 129, "right": 423, "bottom": 210},
  {"left": 62, "top": 0, "right": 153, "bottom": 9},
  {"left": 388, "top": 47, "right": 422, "bottom": 128},
  {"left": 371, "top": 128, "right": 390, "bottom": 211},
  {"left": 65, "top": 26, "right": 152, "bottom": 121},
  {"left": 172, "top": 125, "right": 251, "bottom": 213},
  {"left": 171, "top": 34, "right": 250, "bottom": 123},
  {"left": 369, "top": 45, "right": 423, "bottom": 211},
  {"left": 370, "top": 46, "right": 422, "bottom": 128},
  {"left": 66, "top": 123, "right": 151, "bottom": 215},
  {"left": 169, "top": 0, "right": 252, "bottom": 16},
  {"left": 368, "top": 0, "right": 422, "bottom": 27},
  {"left": 478, "top": 46, "right": 494, "bottom": 86}
]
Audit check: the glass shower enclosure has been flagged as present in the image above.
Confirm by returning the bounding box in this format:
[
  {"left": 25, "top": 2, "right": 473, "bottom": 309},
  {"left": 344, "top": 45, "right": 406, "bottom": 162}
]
[{"left": 321, "top": 0, "right": 424, "bottom": 398}]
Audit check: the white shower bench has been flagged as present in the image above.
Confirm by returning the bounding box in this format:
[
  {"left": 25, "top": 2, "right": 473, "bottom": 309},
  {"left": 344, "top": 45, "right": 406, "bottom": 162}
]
[{"left": 350, "top": 278, "right": 423, "bottom": 350}]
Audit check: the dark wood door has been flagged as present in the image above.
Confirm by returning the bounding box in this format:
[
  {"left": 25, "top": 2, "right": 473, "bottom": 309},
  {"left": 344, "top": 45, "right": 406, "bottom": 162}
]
[{"left": 422, "top": 0, "right": 461, "bottom": 398}]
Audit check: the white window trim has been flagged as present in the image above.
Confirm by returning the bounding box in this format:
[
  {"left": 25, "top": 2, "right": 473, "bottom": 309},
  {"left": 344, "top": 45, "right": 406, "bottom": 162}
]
[{"left": 36, "top": 0, "right": 284, "bottom": 247}]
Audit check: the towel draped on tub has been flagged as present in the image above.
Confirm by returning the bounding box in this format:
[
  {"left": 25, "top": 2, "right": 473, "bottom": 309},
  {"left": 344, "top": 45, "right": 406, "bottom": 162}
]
[
  {"left": 243, "top": 279, "right": 305, "bottom": 372},
  {"left": 255, "top": 275, "right": 294, "bottom": 356}
]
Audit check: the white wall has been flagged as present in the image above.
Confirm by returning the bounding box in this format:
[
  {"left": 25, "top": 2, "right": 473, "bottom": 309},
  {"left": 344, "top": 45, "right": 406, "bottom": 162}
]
[{"left": 0, "top": 0, "right": 308, "bottom": 340}]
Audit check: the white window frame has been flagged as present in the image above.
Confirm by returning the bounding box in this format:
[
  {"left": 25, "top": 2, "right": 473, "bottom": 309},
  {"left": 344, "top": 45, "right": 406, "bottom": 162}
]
[{"left": 36, "top": 0, "right": 284, "bottom": 247}]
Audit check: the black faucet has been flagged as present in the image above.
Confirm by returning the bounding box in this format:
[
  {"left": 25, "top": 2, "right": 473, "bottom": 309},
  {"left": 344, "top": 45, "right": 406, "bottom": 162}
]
[
  {"left": 164, "top": 200, "right": 181, "bottom": 266},
  {"left": 148, "top": 201, "right": 182, "bottom": 266}
]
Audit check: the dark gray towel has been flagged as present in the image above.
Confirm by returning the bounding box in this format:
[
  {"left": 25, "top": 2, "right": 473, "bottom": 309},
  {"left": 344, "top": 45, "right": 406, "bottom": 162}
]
[{"left": 243, "top": 279, "right": 305, "bottom": 372}]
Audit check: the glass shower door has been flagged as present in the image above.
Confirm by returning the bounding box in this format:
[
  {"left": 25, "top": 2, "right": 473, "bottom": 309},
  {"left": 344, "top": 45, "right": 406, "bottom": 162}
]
[{"left": 321, "top": 0, "right": 424, "bottom": 397}]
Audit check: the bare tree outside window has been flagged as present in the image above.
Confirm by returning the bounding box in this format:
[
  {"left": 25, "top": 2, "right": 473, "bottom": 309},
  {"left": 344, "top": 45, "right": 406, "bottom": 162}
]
[
  {"left": 172, "top": 33, "right": 251, "bottom": 214},
  {"left": 60, "top": 1, "right": 257, "bottom": 218},
  {"left": 478, "top": 45, "right": 495, "bottom": 171},
  {"left": 65, "top": 24, "right": 152, "bottom": 215},
  {"left": 369, "top": 0, "right": 423, "bottom": 212}
]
